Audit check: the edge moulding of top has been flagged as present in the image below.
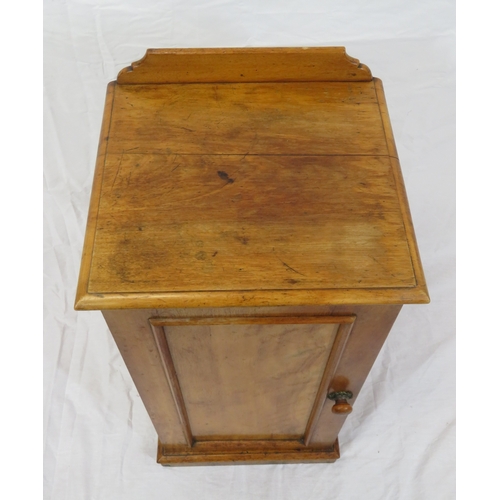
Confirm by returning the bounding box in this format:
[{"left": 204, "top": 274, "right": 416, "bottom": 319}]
[{"left": 116, "top": 47, "right": 373, "bottom": 85}]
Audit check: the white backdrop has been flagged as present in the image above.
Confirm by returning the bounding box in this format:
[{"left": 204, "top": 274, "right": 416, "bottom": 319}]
[{"left": 44, "top": 1, "right": 455, "bottom": 498}]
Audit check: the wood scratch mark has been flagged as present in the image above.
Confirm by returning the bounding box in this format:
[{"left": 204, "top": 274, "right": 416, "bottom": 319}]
[
  {"left": 170, "top": 154, "right": 181, "bottom": 173},
  {"left": 275, "top": 255, "right": 306, "bottom": 276},
  {"left": 371, "top": 256, "right": 404, "bottom": 281},
  {"left": 248, "top": 130, "right": 259, "bottom": 153},
  {"left": 214, "top": 117, "right": 226, "bottom": 129},
  {"left": 213, "top": 85, "right": 222, "bottom": 110},
  {"left": 111, "top": 152, "right": 124, "bottom": 189},
  {"left": 120, "top": 277, "right": 136, "bottom": 283}
]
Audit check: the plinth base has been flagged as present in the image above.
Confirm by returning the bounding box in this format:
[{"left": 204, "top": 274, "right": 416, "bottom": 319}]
[{"left": 157, "top": 439, "right": 340, "bottom": 466}]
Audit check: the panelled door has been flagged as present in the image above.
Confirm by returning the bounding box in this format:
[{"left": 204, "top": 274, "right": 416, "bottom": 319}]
[{"left": 149, "top": 315, "right": 356, "bottom": 464}]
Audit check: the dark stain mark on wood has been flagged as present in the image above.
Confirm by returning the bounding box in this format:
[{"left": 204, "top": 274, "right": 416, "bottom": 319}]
[
  {"left": 286, "top": 279, "right": 300, "bottom": 284},
  {"left": 217, "top": 171, "right": 234, "bottom": 183},
  {"left": 236, "top": 236, "right": 249, "bottom": 245},
  {"left": 212, "top": 251, "right": 218, "bottom": 257},
  {"left": 213, "top": 85, "right": 222, "bottom": 109}
]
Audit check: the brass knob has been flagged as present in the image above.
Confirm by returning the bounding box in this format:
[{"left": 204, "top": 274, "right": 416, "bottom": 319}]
[{"left": 327, "top": 390, "right": 353, "bottom": 415}]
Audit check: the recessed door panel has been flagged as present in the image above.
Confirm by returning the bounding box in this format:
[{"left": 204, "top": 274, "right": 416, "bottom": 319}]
[
  {"left": 165, "top": 322, "right": 339, "bottom": 438},
  {"left": 149, "top": 316, "right": 355, "bottom": 448}
]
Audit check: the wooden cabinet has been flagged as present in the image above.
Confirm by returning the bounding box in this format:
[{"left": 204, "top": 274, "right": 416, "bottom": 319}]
[{"left": 75, "top": 47, "right": 429, "bottom": 465}]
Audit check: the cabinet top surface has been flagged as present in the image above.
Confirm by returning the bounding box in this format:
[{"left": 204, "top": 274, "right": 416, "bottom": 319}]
[{"left": 75, "top": 48, "right": 428, "bottom": 309}]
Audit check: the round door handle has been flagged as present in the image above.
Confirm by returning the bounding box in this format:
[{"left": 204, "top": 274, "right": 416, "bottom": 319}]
[{"left": 327, "top": 390, "right": 353, "bottom": 415}]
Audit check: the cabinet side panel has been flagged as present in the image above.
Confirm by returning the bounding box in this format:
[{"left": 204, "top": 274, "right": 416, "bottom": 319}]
[
  {"left": 308, "top": 305, "right": 402, "bottom": 445},
  {"left": 102, "top": 310, "right": 186, "bottom": 444}
]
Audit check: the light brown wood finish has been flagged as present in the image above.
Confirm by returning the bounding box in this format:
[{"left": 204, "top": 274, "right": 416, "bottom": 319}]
[
  {"left": 151, "top": 316, "right": 353, "bottom": 443},
  {"left": 373, "top": 78, "right": 428, "bottom": 290},
  {"left": 101, "top": 309, "right": 186, "bottom": 445},
  {"left": 163, "top": 321, "right": 339, "bottom": 438},
  {"left": 75, "top": 81, "right": 115, "bottom": 307},
  {"left": 157, "top": 439, "right": 340, "bottom": 466},
  {"left": 303, "top": 321, "right": 354, "bottom": 446},
  {"left": 150, "top": 323, "right": 193, "bottom": 446},
  {"left": 102, "top": 304, "right": 401, "bottom": 463},
  {"left": 75, "top": 55, "right": 428, "bottom": 310},
  {"left": 117, "top": 47, "right": 371, "bottom": 84},
  {"left": 149, "top": 315, "right": 355, "bottom": 326},
  {"left": 308, "top": 304, "right": 402, "bottom": 446},
  {"left": 106, "top": 82, "right": 385, "bottom": 156},
  {"left": 88, "top": 153, "right": 415, "bottom": 294},
  {"left": 76, "top": 48, "right": 429, "bottom": 465},
  {"left": 76, "top": 287, "right": 428, "bottom": 310}
]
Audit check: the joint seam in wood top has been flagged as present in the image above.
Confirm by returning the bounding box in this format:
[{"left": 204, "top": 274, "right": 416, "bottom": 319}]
[
  {"left": 116, "top": 80, "right": 374, "bottom": 85},
  {"left": 87, "top": 285, "right": 422, "bottom": 295},
  {"left": 102, "top": 152, "right": 399, "bottom": 158}
]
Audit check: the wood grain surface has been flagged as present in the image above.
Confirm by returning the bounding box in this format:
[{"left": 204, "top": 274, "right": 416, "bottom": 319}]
[
  {"left": 75, "top": 49, "right": 429, "bottom": 465},
  {"left": 107, "top": 82, "right": 385, "bottom": 155},
  {"left": 157, "top": 439, "right": 340, "bottom": 466},
  {"left": 88, "top": 153, "right": 415, "bottom": 294},
  {"left": 75, "top": 52, "right": 428, "bottom": 309},
  {"left": 117, "top": 47, "right": 372, "bottom": 84},
  {"left": 102, "top": 304, "right": 401, "bottom": 463},
  {"left": 162, "top": 322, "right": 339, "bottom": 438},
  {"left": 101, "top": 309, "right": 187, "bottom": 445}
]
